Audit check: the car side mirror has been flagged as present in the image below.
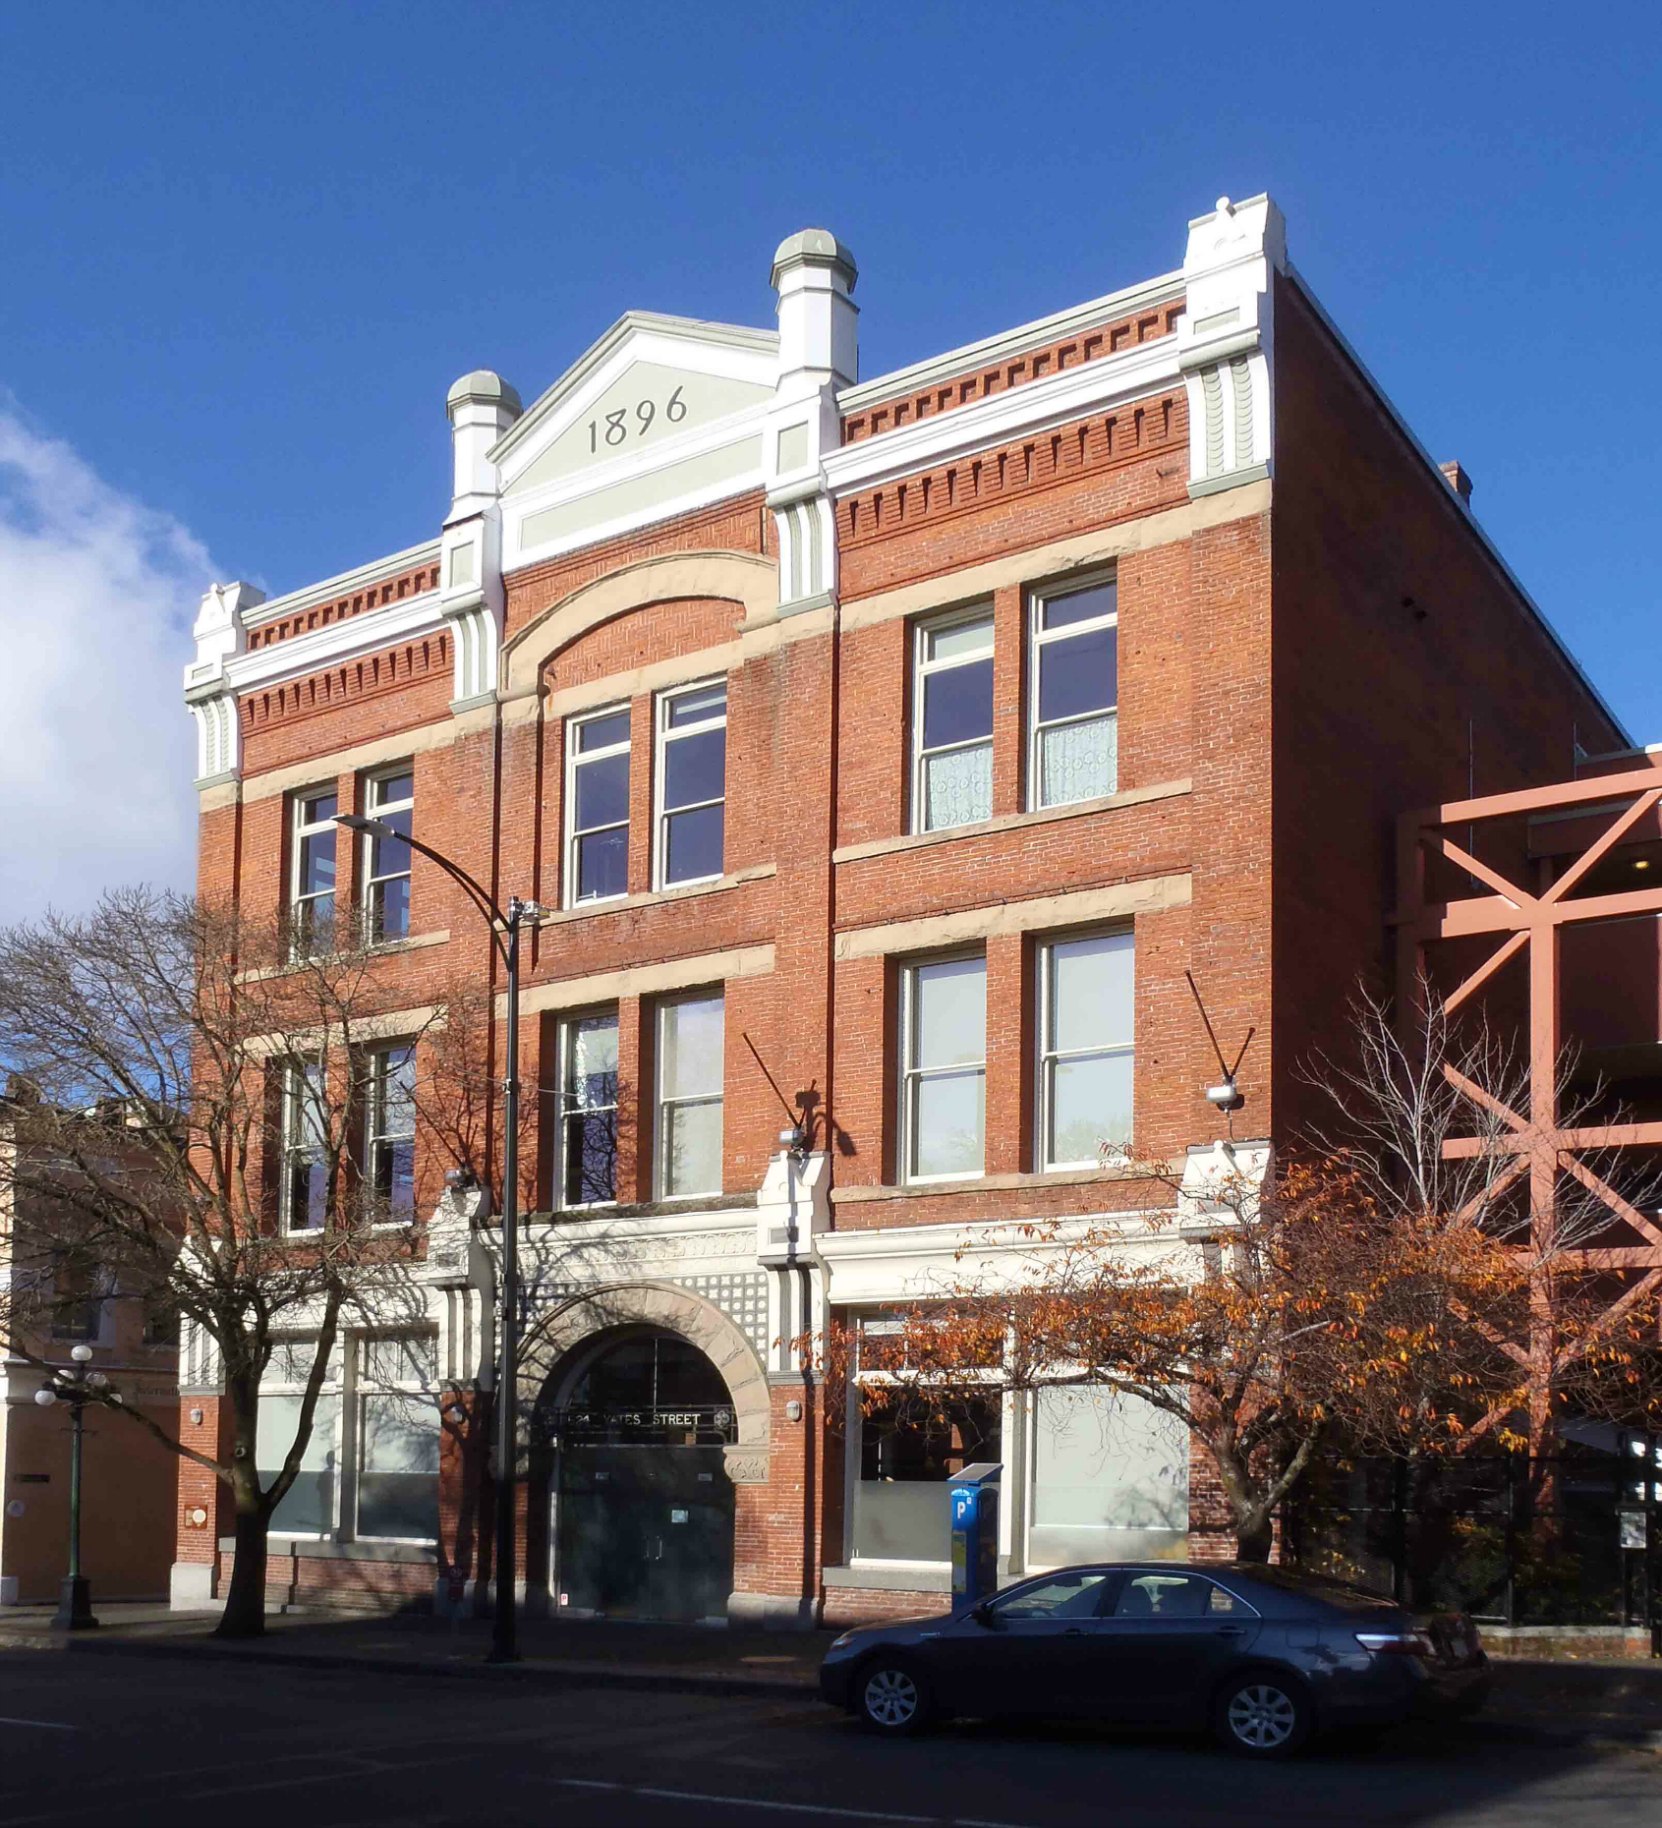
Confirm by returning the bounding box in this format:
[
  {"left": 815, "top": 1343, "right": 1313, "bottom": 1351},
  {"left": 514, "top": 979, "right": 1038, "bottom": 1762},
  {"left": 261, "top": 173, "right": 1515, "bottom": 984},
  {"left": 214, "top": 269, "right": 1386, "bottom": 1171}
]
[{"left": 971, "top": 1602, "right": 998, "bottom": 1629}]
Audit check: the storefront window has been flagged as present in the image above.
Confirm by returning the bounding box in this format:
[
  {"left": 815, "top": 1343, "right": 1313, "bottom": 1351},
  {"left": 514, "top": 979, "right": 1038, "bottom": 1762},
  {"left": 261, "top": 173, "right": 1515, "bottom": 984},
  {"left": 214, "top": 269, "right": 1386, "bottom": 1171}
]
[
  {"left": 852, "top": 1392, "right": 1001, "bottom": 1563},
  {"left": 1028, "top": 1385, "right": 1188, "bottom": 1566}
]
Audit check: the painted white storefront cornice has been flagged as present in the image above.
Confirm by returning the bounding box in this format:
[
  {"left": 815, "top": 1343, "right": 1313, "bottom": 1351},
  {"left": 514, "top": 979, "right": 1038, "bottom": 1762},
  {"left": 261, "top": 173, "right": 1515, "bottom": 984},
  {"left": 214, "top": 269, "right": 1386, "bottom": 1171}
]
[
  {"left": 822, "top": 332, "right": 1187, "bottom": 497},
  {"left": 222, "top": 589, "right": 446, "bottom": 696},
  {"left": 837, "top": 268, "right": 1184, "bottom": 416},
  {"left": 240, "top": 538, "right": 443, "bottom": 633}
]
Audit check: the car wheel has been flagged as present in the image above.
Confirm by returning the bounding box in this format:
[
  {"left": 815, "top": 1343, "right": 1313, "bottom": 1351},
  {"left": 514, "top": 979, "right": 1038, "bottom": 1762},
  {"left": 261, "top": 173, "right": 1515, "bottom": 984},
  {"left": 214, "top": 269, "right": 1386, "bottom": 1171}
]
[
  {"left": 856, "top": 1659, "right": 934, "bottom": 1736},
  {"left": 1213, "top": 1670, "right": 1312, "bottom": 1759}
]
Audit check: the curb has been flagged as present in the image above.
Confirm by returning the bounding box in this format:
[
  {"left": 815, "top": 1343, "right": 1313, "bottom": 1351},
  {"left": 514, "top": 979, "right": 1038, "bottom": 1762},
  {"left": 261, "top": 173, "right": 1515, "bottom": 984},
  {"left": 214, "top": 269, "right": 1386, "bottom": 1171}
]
[
  {"left": 14, "top": 1630, "right": 816, "bottom": 1702},
  {"left": 1469, "top": 1718, "right": 1662, "bottom": 1755}
]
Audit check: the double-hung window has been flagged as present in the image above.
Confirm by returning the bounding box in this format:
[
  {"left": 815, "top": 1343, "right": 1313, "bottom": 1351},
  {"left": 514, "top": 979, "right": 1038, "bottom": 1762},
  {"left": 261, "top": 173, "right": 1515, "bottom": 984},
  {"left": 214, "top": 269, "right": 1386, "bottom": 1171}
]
[
  {"left": 656, "top": 682, "right": 727, "bottom": 887},
  {"left": 279, "top": 1059, "right": 329, "bottom": 1233},
  {"left": 655, "top": 992, "right": 724, "bottom": 1197},
  {"left": 290, "top": 790, "right": 338, "bottom": 952},
  {"left": 1038, "top": 930, "right": 1134, "bottom": 1167},
  {"left": 363, "top": 1044, "right": 416, "bottom": 1224},
  {"left": 362, "top": 768, "right": 414, "bottom": 941},
  {"left": 1029, "top": 577, "right": 1118, "bottom": 808},
  {"left": 353, "top": 1334, "right": 440, "bottom": 1543},
  {"left": 566, "top": 707, "right": 630, "bottom": 905},
  {"left": 558, "top": 1010, "right": 619, "bottom": 1208},
  {"left": 913, "top": 610, "right": 994, "bottom": 832},
  {"left": 900, "top": 954, "right": 986, "bottom": 1181}
]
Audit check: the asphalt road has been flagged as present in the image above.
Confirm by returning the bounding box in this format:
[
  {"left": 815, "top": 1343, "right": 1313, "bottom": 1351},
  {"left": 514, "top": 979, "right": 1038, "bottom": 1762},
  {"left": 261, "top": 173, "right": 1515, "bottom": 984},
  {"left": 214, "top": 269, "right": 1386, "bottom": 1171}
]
[{"left": 0, "top": 1647, "right": 1655, "bottom": 1828}]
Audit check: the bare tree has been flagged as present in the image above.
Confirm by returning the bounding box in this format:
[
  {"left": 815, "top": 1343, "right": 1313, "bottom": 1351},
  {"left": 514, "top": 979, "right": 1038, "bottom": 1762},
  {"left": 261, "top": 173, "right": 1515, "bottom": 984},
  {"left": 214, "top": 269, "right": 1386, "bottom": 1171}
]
[{"left": 0, "top": 888, "right": 488, "bottom": 1637}]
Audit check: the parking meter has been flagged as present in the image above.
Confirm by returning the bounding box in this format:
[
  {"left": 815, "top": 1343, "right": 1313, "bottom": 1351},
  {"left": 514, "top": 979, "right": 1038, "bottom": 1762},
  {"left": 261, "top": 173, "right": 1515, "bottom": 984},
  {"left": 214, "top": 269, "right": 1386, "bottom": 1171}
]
[{"left": 950, "top": 1463, "right": 1002, "bottom": 1608}]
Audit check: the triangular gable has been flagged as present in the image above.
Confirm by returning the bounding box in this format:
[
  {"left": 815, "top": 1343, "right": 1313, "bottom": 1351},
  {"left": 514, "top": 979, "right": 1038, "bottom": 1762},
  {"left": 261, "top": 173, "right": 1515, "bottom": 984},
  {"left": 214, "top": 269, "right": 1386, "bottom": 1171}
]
[{"left": 495, "top": 312, "right": 779, "bottom": 567}]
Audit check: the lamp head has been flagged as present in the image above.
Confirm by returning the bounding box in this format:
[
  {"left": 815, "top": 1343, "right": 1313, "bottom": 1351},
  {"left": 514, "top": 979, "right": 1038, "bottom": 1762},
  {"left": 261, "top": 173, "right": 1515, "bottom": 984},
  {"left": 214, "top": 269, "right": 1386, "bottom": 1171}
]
[
  {"left": 334, "top": 812, "right": 381, "bottom": 836},
  {"left": 33, "top": 1386, "right": 57, "bottom": 1407},
  {"left": 1206, "top": 1079, "right": 1245, "bottom": 1115},
  {"left": 70, "top": 1344, "right": 94, "bottom": 1364}
]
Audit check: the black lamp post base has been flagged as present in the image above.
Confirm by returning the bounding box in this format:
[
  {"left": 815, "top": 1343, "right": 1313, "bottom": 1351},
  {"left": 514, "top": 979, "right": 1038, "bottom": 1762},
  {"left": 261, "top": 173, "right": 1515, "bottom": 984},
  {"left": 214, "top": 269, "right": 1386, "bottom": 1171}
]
[{"left": 50, "top": 1576, "right": 98, "bottom": 1631}]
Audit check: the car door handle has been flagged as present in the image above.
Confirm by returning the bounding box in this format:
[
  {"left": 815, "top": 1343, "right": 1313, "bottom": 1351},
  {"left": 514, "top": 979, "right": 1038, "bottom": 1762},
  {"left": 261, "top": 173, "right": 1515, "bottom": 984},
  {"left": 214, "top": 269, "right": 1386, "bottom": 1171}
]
[
  {"left": 1215, "top": 1625, "right": 1248, "bottom": 1638},
  {"left": 1063, "top": 1627, "right": 1087, "bottom": 1637}
]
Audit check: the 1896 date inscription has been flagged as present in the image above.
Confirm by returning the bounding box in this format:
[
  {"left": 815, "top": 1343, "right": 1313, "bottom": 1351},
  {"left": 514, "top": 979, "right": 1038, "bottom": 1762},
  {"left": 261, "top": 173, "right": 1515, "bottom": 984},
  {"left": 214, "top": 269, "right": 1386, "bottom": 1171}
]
[{"left": 588, "top": 386, "right": 687, "bottom": 452}]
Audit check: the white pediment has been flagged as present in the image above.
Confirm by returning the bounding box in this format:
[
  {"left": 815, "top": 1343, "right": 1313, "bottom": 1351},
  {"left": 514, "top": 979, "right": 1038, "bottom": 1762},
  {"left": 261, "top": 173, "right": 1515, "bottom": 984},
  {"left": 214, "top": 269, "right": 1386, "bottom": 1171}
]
[{"left": 495, "top": 312, "right": 780, "bottom": 568}]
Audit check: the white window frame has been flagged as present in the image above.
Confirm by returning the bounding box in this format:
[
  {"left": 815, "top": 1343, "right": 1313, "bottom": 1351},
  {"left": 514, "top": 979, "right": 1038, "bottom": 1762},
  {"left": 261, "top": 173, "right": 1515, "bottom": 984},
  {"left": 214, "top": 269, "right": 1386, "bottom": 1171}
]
[
  {"left": 1036, "top": 928, "right": 1135, "bottom": 1170},
  {"left": 911, "top": 607, "right": 996, "bottom": 835},
  {"left": 564, "top": 705, "right": 631, "bottom": 909},
  {"left": 899, "top": 951, "right": 987, "bottom": 1185},
  {"left": 258, "top": 1333, "right": 342, "bottom": 1542},
  {"left": 361, "top": 764, "right": 414, "bottom": 943},
  {"left": 289, "top": 787, "right": 339, "bottom": 954},
  {"left": 653, "top": 990, "right": 724, "bottom": 1200},
  {"left": 1027, "top": 574, "right": 1118, "bottom": 812},
  {"left": 278, "top": 1058, "right": 329, "bottom": 1235},
  {"left": 363, "top": 1043, "right": 417, "bottom": 1228},
  {"left": 555, "top": 1007, "right": 620, "bottom": 1211},
  {"left": 350, "top": 1331, "right": 440, "bottom": 1547},
  {"left": 654, "top": 679, "right": 728, "bottom": 890}
]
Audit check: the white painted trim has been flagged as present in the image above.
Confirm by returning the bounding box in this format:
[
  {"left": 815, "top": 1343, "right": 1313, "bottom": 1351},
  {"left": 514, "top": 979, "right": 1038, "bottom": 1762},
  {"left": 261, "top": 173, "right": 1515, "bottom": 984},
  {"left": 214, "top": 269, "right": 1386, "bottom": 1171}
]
[
  {"left": 242, "top": 540, "right": 442, "bottom": 632},
  {"left": 823, "top": 335, "right": 1185, "bottom": 497},
  {"left": 491, "top": 311, "right": 777, "bottom": 468},
  {"left": 225, "top": 592, "right": 446, "bottom": 695},
  {"left": 837, "top": 270, "right": 1184, "bottom": 414}
]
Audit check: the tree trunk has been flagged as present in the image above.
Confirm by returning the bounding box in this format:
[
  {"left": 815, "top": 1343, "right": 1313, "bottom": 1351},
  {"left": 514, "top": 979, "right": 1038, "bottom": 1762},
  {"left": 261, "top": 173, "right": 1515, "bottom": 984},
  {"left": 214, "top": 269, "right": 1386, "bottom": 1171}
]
[
  {"left": 1234, "top": 1511, "right": 1274, "bottom": 1563},
  {"left": 215, "top": 1502, "right": 269, "bottom": 1639}
]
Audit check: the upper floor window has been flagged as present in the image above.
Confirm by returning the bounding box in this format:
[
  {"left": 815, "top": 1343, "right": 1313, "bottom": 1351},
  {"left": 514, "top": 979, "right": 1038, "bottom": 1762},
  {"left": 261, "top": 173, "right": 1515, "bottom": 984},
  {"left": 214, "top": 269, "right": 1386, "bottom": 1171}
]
[
  {"left": 657, "top": 683, "right": 727, "bottom": 887},
  {"left": 557, "top": 1010, "right": 619, "bottom": 1208},
  {"left": 1029, "top": 578, "right": 1117, "bottom": 809},
  {"left": 1038, "top": 930, "right": 1134, "bottom": 1168},
  {"left": 901, "top": 954, "right": 986, "bottom": 1181},
  {"left": 290, "top": 790, "right": 338, "bottom": 952},
  {"left": 279, "top": 1059, "right": 329, "bottom": 1234},
  {"left": 655, "top": 991, "right": 724, "bottom": 1197},
  {"left": 50, "top": 1268, "right": 104, "bottom": 1342},
  {"left": 363, "top": 1044, "right": 416, "bottom": 1225},
  {"left": 566, "top": 708, "right": 630, "bottom": 906},
  {"left": 913, "top": 610, "right": 994, "bottom": 833},
  {"left": 362, "top": 768, "right": 413, "bottom": 942}
]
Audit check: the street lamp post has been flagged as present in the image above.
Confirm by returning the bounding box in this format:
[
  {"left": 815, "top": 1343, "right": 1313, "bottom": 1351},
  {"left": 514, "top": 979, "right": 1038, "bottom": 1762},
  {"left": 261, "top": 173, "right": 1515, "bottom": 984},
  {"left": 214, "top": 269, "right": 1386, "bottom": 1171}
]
[
  {"left": 34, "top": 1344, "right": 117, "bottom": 1630},
  {"left": 336, "top": 812, "right": 539, "bottom": 1664}
]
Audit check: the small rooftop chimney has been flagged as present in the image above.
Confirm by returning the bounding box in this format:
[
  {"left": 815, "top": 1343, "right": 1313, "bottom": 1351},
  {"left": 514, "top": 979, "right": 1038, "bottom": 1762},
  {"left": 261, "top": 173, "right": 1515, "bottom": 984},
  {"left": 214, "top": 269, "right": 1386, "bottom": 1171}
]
[{"left": 1439, "top": 460, "right": 1473, "bottom": 507}]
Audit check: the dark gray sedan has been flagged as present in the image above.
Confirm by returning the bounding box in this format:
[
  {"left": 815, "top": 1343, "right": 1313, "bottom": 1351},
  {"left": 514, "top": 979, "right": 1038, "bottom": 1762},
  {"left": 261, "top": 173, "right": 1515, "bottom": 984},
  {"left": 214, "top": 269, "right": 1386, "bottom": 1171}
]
[{"left": 819, "top": 1562, "right": 1489, "bottom": 1757}]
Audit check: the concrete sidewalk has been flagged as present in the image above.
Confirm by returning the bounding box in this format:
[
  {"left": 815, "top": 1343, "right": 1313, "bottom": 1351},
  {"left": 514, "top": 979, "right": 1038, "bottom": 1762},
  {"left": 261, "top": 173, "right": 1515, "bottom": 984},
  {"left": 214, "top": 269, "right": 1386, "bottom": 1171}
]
[{"left": 0, "top": 1602, "right": 1656, "bottom": 1750}]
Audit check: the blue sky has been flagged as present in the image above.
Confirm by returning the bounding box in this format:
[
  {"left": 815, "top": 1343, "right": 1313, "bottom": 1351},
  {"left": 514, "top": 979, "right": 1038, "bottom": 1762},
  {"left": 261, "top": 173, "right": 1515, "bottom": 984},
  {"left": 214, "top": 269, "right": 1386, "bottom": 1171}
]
[{"left": 0, "top": 0, "right": 1656, "bottom": 917}]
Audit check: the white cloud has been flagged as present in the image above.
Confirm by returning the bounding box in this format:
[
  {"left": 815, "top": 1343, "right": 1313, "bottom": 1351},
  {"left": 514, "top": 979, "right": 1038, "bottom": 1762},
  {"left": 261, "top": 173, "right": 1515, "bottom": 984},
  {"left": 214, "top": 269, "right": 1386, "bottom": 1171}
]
[{"left": 0, "top": 403, "right": 218, "bottom": 922}]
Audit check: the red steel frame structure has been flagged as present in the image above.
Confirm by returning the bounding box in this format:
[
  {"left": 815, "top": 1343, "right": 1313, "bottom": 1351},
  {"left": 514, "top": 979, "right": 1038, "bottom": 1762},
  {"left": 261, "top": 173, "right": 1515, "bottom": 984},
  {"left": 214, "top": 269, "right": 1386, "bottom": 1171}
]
[{"left": 1396, "top": 762, "right": 1662, "bottom": 1443}]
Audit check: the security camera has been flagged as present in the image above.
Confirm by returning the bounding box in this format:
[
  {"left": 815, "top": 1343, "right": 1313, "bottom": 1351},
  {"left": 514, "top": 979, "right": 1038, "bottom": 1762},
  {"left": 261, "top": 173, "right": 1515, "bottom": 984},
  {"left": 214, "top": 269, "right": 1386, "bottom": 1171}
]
[{"left": 1206, "top": 1078, "right": 1245, "bottom": 1114}]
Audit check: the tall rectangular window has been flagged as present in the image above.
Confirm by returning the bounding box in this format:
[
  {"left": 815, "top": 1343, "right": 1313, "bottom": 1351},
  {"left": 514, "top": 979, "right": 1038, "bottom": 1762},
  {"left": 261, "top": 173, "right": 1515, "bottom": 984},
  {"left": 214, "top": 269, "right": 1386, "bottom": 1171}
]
[
  {"left": 566, "top": 707, "right": 630, "bottom": 905},
  {"left": 363, "top": 1045, "right": 416, "bottom": 1224},
  {"left": 558, "top": 1010, "right": 619, "bottom": 1208},
  {"left": 256, "top": 1336, "right": 338, "bottom": 1537},
  {"left": 290, "top": 789, "right": 338, "bottom": 952},
  {"left": 279, "top": 1059, "right": 329, "bottom": 1233},
  {"left": 655, "top": 992, "right": 724, "bottom": 1197},
  {"left": 913, "top": 610, "right": 994, "bottom": 832},
  {"left": 1039, "top": 930, "right": 1134, "bottom": 1168},
  {"left": 1029, "top": 578, "right": 1118, "bottom": 808},
  {"left": 901, "top": 955, "right": 986, "bottom": 1181},
  {"left": 656, "top": 682, "right": 727, "bottom": 887},
  {"left": 354, "top": 1334, "right": 439, "bottom": 1544},
  {"left": 362, "top": 767, "right": 413, "bottom": 941}
]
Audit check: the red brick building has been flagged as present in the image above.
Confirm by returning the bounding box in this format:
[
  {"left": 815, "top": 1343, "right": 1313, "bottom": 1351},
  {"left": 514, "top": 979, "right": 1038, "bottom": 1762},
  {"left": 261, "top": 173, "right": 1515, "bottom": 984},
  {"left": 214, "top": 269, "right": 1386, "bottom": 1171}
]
[{"left": 172, "top": 195, "right": 1625, "bottom": 1624}]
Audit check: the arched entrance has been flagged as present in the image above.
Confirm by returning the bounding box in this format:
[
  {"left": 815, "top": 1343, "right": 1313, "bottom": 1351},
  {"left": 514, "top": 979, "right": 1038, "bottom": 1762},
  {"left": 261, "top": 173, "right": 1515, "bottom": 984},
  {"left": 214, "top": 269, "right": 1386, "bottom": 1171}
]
[{"left": 536, "top": 1326, "right": 744, "bottom": 1621}]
